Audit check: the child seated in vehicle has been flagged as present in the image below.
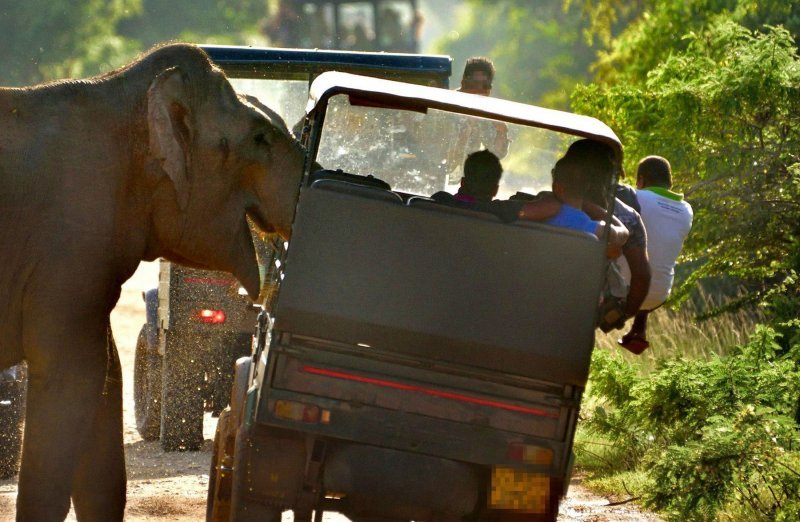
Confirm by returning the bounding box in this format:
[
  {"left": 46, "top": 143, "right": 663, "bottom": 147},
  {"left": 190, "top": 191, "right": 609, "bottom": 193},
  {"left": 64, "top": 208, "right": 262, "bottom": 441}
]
[
  {"left": 546, "top": 151, "right": 628, "bottom": 245},
  {"left": 433, "top": 149, "right": 628, "bottom": 246}
]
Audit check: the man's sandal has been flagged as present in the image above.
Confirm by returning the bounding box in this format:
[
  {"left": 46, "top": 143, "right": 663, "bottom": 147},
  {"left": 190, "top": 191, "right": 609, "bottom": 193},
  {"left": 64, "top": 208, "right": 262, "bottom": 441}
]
[{"left": 617, "top": 332, "right": 650, "bottom": 355}]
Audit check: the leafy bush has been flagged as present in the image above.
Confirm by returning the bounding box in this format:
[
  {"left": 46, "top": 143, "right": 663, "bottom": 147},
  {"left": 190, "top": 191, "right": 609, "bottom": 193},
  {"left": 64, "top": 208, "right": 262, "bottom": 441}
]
[
  {"left": 572, "top": 18, "right": 800, "bottom": 315},
  {"left": 581, "top": 325, "right": 800, "bottom": 521}
]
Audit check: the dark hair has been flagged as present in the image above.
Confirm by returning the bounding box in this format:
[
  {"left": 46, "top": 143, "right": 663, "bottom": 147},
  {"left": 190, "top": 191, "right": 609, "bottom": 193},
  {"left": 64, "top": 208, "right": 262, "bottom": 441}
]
[
  {"left": 637, "top": 155, "right": 672, "bottom": 188},
  {"left": 564, "top": 139, "right": 617, "bottom": 207},
  {"left": 552, "top": 155, "right": 588, "bottom": 199},
  {"left": 462, "top": 56, "right": 495, "bottom": 84},
  {"left": 462, "top": 149, "right": 502, "bottom": 199}
]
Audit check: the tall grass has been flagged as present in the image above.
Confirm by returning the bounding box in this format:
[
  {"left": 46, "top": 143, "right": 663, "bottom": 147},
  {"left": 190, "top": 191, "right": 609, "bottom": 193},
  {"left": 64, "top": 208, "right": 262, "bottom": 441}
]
[
  {"left": 594, "top": 295, "right": 762, "bottom": 370},
  {"left": 579, "top": 293, "right": 759, "bottom": 487},
  {"left": 576, "top": 294, "right": 782, "bottom": 517}
]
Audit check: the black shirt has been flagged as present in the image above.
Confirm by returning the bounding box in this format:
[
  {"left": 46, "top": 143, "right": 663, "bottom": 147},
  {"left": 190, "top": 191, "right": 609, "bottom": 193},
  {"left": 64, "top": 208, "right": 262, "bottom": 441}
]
[{"left": 430, "top": 191, "right": 524, "bottom": 223}]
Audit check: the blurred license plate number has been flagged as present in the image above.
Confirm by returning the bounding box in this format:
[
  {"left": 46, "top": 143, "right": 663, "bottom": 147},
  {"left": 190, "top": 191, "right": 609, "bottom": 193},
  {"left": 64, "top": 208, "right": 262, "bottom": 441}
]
[{"left": 489, "top": 466, "right": 549, "bottom": 512}]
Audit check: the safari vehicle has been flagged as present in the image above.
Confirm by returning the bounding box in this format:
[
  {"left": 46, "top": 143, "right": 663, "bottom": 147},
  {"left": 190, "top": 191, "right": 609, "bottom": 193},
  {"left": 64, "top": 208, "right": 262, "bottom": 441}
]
[
  {"left": 134, "top": 45, "right": 451, "bottom": 451},
  {"left": 206, "top": 72, "right": 622, "bottom": 520},
  {"left": 265, "top": 0, "right": 421, "bottom": 53}
]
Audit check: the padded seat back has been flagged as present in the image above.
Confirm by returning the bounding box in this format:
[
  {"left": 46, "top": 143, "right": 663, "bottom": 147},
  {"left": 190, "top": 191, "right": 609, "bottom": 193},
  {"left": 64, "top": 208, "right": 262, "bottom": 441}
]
[{"left": 274, "top": 182, "right": 605, "bottom": 387}]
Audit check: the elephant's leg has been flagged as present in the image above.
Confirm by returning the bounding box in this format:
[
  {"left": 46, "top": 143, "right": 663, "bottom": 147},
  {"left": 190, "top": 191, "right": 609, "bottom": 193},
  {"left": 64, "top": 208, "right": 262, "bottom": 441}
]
[
  {"left": 16, "top": 322, "right": 123, "bottom": 522},
  {"left": 72, "top": 327, "right": 126, "bottom": 520}
]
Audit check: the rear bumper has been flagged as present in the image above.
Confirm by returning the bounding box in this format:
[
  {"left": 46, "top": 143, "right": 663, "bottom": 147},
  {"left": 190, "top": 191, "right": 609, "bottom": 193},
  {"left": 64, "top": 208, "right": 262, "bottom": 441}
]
[
  {"left": 231, "top": 422, "right": 563, "bottom": 519},
  {"left": 232, "top": 423, "right": 481, "bottom": 518}
]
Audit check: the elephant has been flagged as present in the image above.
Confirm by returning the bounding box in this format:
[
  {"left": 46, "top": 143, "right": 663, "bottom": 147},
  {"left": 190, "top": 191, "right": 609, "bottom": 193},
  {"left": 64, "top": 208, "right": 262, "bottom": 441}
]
[{"left": 0, "top": 43, "right": 304, "bottom": 520}]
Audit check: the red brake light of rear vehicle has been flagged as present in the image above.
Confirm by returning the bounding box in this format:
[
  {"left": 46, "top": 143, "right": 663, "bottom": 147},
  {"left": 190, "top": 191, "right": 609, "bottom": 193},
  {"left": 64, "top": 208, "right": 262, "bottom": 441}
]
[{"left": 197, "top": 309, "right": 226, "bottom": 324}]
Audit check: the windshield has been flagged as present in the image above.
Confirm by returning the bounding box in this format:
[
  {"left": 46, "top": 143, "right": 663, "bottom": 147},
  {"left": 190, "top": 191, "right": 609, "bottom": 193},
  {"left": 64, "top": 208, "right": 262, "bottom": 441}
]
[
  {"left": 229, "top": 78, "right": 309, "bottom": 134},
  {"left": 316, "top": 93, "right": 581, "bottom": 198}
]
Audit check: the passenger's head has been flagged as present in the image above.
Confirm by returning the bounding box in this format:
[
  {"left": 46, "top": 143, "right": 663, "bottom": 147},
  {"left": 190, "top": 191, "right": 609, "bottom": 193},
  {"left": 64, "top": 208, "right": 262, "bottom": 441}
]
[
  {"left": 460, "top": 57, "right": 494, "bottom": 96},
  {"left": 460, "top": 149, "right": 502, "bottom": 201},
  {"left": 551, "top": 154, "right": 588, "bottom": 202},
  {"left": 565, "top": 139, "right": 617, "bottom": 207},
  {"left": 636, "top": 155, "right": 672, "bottom": 189}
]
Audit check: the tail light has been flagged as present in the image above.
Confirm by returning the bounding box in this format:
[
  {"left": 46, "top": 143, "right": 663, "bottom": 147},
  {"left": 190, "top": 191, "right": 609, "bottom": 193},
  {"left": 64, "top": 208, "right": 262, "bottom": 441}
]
[
  {"left": 507, "top": 443, "right": 553, "bottom": 465},
  {"left": 273, "top": 399, "right": 330, "bottom": 424},
  {"left": 197, "top": 309, "right": 226, "bottom": 324}
]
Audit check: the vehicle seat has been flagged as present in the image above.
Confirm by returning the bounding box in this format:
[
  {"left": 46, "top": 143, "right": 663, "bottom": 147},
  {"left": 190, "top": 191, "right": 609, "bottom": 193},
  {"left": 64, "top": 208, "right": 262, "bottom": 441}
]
[
  {"left": 310, "top": 178, "right": 403, "bottom": 204},
  {"left": 309, "top": 169, "right": 391, "bottom": 190}
]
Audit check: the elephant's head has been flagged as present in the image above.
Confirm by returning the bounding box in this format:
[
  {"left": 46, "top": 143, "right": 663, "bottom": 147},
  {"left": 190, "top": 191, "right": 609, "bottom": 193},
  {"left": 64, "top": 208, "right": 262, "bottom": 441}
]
[{"left": 144, "top": 46, "right": 304, "bottom": 298}]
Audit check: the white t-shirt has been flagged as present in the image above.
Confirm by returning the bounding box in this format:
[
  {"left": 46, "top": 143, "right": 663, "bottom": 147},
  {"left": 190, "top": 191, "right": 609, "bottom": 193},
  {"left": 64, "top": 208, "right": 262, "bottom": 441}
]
[{"left": 636, "top": 187, "right": 693, "bottom": 310}]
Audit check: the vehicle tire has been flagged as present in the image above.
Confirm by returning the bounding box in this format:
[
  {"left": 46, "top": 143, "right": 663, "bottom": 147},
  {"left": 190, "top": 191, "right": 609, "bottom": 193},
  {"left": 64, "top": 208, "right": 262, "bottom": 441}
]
[
  {"left": 207, "top": 409, "right": 232, "bottom": 522},
  {"left": 0, "top": 364, "right": 26, "bottom": 479},
  {"left": 134, "top": 324, "right": 162, "bottom": 441},
  {"left": 209, "top": 332, "right": 251, "bottom": 417},
  {"left": 160, "top": 329, "right": 205, "bottom": 451}
]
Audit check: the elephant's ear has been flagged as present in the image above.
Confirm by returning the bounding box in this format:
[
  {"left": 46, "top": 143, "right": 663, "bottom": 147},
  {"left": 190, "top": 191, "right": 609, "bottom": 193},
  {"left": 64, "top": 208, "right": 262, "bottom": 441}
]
[{"left": 147, "top": 67, "right": 193, "bottom": 210}]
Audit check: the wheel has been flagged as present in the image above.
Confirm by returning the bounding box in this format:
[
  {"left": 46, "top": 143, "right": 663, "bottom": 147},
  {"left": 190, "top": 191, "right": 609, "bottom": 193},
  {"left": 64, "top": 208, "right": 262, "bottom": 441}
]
[
  {"left": 207, "top": 409, "right": 233, "bottom": 521},
  {"left": 134, "top": 324, "right": 162, "bottom": 441},
  {"left": 160, "top": 329, "right": 205, "bottom": 451},
  {"left": 209, "top": 332, "right": 251, "bottom": 417},
  {"left": 0, "top": 364, "right": 26, "bottom": 479}
]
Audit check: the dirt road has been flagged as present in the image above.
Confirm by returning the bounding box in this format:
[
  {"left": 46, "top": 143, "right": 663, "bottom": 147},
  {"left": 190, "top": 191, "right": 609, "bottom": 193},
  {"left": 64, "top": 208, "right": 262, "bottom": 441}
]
[{"left": 0, "top": 261, "right": 660, "bottom": 521}]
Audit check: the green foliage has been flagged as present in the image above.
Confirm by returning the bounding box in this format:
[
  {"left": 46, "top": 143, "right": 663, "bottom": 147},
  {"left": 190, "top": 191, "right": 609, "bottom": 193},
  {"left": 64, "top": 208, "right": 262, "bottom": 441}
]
[
  {"left": 572, "top": 18, "right": 800, "bottom": 313},
  {"left": 435, "top": 0, "right": 600, "bottom": 108},
  {"left": 582, "top": 325, "right": 800, "bottom": 520},
  {"left": 116, "top": 0, "right": 267, "bottom": 49},
  {"left": 572, "top": 0, "right": 800, "bottom": 84},
  {"left": 0, "top": 0, "right": 142, "bottom": 85},
  {"left": 564, "top": 0, "right": 644, "bottom": 48},
  {"left": 0, "top": 0, "right": 267, "bottom": 86}
]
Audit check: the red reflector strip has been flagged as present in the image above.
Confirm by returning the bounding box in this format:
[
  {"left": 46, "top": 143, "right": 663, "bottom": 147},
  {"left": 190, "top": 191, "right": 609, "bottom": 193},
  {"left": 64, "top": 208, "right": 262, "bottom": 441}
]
[{"left": 301, "top": 366, "right": 559, "bottom": 419}]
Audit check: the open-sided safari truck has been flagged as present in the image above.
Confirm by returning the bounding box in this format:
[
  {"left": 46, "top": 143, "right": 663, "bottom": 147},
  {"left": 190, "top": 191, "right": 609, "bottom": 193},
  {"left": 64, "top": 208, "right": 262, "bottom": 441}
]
[
  {"left": 133, "top": 45, "right": 451, "bottom": 452},
  {"left": 207, "top": 72, "right": 622, "bottom": 521}
]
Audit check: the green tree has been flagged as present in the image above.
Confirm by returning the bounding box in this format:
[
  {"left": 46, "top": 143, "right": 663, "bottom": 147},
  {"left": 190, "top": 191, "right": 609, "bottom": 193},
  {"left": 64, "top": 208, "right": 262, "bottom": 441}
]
[
  {"left": 570, "top": 0, "right": 800, "bottom": 84},
  {"left": 584, "top": 326, "right": 800, "bottom": 520},
  {"left": 116, "top": 0, "right": 267, "bottom": 49},
  {"left": 435, "top": 0, "right": 601, "bottom": 108},
  {"left": 573, "top": 18, "right": 800, "bottom": 313},
  {"left": 0, "top": 0, "right": 141, "bottom": 85}
]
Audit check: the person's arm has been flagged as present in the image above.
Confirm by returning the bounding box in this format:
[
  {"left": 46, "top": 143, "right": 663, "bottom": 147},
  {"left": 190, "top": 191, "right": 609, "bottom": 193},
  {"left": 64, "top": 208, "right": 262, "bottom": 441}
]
[
  {"left": 492, "top": 122, "right": 509, "bottom": 158},
  {"left": 517, "top": 197, "right": 560, "bottom": 221},
  {"left": 595, "top": 220, "right": 629, "bottom": 246},
  {"left": 621, "top": 244, "right": 651, "bottom": 317},
  {"left": 583, "top": 200, "right": 627, "bottom": 229},
  {"left": 584, "top": 200, "right": 629, "bottom": 247}
]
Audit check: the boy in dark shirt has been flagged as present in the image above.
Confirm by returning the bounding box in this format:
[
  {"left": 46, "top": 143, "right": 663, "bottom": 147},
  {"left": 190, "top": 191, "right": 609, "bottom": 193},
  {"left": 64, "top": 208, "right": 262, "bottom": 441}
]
[{"left": 431, "top": 149, "right": 559, "bottom": 223}]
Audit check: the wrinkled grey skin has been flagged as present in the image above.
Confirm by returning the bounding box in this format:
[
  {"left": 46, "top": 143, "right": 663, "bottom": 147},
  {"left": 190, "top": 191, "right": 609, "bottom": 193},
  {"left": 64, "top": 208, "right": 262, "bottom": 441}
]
[{"left": 0, "top": 43, "right": 304, "bottom": 521}]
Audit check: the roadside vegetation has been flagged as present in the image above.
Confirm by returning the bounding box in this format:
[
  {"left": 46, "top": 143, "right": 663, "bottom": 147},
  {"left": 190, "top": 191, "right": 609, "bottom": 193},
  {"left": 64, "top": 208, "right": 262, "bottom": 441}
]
[
  {"left": 442, "top": 1, "right": 800, "bottom": 520},
  {"left": 3, "top": 1, "right": 800, "bottom": 520},
  {"left": 573, "top": 7, "right": 800, "bottom": 520},
  {"left": 582, "top": 304, "right": 800, "bottom": 521}
]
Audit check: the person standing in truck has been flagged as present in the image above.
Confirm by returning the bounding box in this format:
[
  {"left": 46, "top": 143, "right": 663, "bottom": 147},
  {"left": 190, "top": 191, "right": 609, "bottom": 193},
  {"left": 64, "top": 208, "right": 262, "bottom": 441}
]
[
  {"left": 617, "top": 155, "right": 693, "bottom": 353},
  {"left": 453, "top": 57, "right": 509, "bottom": 159},
  {"left": 419, "top": 59, "right": 511, "bottom": 181}
]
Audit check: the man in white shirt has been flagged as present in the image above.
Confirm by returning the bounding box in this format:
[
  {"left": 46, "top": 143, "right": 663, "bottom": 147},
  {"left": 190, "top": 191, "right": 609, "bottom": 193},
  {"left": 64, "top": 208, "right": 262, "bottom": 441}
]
[{"left": 619, "top": 155, "right": 693, "bottom": 353}]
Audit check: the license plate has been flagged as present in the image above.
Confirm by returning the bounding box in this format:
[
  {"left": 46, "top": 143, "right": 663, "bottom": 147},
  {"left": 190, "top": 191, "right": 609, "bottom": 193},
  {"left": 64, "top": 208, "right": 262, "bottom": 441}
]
[{"left": 489, "top": 466, "right": 550, "bottom": 512}]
